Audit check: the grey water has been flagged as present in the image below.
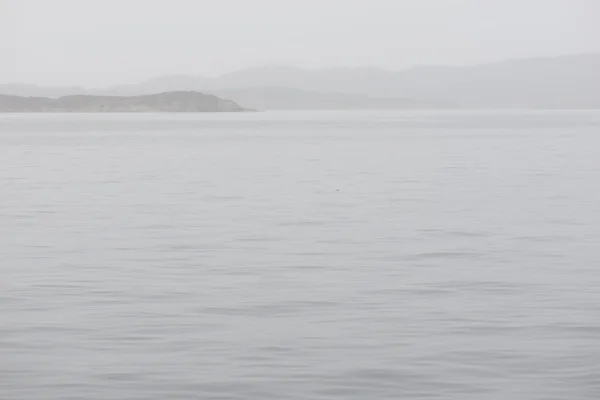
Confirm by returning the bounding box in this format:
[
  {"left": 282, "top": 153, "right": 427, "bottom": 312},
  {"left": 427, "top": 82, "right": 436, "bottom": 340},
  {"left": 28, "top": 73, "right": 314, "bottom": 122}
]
[{"left": 2, "top": 110, "right": 600, "bottom": 400}]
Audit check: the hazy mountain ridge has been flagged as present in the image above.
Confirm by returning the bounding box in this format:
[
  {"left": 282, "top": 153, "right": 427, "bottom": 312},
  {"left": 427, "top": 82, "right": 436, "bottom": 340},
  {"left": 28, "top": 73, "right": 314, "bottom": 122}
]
[
  {"left": 0, "top": 91, "right": 247, "bottom": 112},
  {"left": 149, "top": 53, "right": 600, "bottom": 108},
  {"left": 1, "top": 53, "right": 599, "bottom": 109},
  {"left": 207, "top": 87, "right": 453, "bottom": 110}
]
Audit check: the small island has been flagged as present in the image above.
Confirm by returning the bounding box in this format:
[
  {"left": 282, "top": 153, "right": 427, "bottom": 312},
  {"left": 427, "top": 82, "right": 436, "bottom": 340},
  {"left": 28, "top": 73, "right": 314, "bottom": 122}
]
[{"left": 0, "top": 91, "right": 249, "bottom": 112}]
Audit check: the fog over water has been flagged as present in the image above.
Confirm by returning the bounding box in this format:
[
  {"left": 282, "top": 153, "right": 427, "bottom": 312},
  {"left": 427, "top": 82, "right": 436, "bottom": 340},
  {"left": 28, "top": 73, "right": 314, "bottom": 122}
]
[
  {"left": 2, "top": 0, "right": 599, "bottom": 86},
  {"left": 2, "top": 1, "right": 600, "bottom": 398}
]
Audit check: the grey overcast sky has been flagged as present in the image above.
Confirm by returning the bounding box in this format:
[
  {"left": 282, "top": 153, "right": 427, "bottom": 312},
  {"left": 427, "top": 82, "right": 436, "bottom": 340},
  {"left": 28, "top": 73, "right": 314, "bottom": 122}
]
[{"left": 1, "top": 0, "right": 599, "bottom": 86}]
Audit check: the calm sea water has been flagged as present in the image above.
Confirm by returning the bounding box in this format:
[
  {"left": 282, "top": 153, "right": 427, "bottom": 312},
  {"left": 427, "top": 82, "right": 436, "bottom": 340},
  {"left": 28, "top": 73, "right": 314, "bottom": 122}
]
[{"left": 2, "top": 110, "right": 600, "bottom": 400}]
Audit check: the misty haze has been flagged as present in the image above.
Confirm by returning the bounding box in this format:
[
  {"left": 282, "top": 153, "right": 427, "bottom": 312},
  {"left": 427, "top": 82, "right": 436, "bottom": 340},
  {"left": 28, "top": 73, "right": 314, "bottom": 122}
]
[{"left": 2, "top": 1, "right": 600, "bottom": 399}]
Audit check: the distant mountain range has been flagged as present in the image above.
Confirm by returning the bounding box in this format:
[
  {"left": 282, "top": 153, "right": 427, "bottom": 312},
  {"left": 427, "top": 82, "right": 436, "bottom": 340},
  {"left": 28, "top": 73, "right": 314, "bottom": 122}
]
[
  {"left": 1, "top": 53, "right": 599, "bottom": 109},
  {"left": 207, "top": 87, "right": 453, "bottom": 110},
  {"left": 0, "top": 92, "right": 247, "bottom": 113}
]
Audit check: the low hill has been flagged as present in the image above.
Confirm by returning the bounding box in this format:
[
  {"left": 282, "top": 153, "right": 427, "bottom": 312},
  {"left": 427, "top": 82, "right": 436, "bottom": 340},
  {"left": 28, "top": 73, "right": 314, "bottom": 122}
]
[{"left": 0, "top": 91, "right": 247, "bottom": 112}]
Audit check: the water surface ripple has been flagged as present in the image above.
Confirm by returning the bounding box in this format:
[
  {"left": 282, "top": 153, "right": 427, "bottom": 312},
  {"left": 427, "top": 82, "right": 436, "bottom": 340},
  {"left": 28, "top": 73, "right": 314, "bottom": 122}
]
[{"left": 2, "top": 110, "right": 600, "bottom": 399}]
